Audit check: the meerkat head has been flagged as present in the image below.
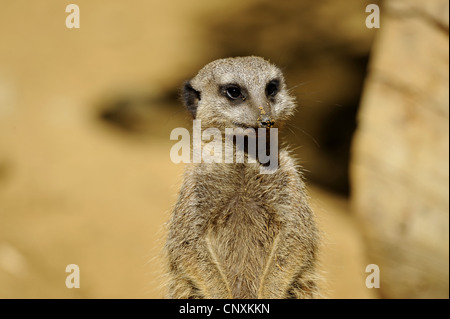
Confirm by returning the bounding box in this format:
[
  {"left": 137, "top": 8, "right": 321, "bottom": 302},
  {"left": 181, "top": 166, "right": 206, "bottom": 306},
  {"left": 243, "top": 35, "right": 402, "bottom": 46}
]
[{"left": 182, "top": 56, "right": 296, "bottom": 131}]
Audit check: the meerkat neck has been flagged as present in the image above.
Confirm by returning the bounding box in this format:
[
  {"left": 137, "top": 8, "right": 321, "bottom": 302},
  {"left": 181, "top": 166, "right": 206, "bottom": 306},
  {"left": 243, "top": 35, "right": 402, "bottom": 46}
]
[{"left": 195, "top": 134, "right": 279, "bottom": 169}]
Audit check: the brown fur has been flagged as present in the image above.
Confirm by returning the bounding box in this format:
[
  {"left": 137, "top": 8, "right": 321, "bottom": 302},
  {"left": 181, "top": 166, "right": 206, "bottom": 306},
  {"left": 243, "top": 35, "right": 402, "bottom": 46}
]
[{"left": 165, "top": 56, "right": 319, "bottom": 299}]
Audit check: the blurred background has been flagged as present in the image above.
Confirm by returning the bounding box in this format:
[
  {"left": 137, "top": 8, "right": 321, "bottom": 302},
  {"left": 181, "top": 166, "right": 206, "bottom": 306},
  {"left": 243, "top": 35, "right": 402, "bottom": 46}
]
[{"left": 0, "top": 0, "right": 448, "bottom": 298}]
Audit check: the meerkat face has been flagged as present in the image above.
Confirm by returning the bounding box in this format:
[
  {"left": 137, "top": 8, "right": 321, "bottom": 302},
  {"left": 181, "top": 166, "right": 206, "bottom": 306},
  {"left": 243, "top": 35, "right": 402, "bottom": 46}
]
[{"left": 183, "top": 56, "right": 296, "bottom": 130}]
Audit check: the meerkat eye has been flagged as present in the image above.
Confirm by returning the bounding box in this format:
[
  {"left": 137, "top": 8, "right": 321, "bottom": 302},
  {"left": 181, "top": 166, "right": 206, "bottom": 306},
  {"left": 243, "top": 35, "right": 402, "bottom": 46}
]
[
  {"left": 266, "top": 79, "right": 280, "bottom": 97},
  {"left": 224, "top": 86, "right": 242, "bottom": 100}
]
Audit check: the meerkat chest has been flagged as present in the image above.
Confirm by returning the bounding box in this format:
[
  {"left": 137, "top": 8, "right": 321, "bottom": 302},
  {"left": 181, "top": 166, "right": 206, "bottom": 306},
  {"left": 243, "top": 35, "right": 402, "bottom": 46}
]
[
  {"left": 201, "top": 169, "right": 284, "bottom": 298},
  {"left": 196, "top": 163, "right": 288, "bottom": 232},
  {"left": 208, "top": 198, "right": 280, "bottom": 298}
]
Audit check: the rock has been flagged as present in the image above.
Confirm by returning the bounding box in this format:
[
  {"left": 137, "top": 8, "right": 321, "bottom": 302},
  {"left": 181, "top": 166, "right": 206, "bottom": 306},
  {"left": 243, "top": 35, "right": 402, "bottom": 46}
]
[{"left": 351, "top": 0, "right": 449, "bottom": 298}]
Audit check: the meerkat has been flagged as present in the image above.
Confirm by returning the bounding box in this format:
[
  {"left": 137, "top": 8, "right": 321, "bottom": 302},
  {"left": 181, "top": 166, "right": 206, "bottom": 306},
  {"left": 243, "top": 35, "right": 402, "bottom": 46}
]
[{"left": 165, "top": 56, "right": 319, "bottom": 299}]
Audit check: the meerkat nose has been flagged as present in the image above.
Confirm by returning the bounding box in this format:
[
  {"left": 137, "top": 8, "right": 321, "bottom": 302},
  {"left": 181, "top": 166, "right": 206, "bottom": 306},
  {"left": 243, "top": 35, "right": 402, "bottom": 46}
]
[{"left": 259, "top": 116, "right": 275, "bottom": 128}]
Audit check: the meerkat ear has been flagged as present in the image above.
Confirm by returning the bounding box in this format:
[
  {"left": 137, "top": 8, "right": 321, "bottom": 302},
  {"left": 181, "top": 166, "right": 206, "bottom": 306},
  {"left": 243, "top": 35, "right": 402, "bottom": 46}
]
[{"left": 182, "top": 81, "right": 201, "bottom": 118}]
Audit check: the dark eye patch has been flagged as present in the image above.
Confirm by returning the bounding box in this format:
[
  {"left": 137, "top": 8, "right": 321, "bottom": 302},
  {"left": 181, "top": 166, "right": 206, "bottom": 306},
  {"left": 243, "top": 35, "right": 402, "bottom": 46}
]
[
  {"left": 220, "top": 84, "right": 245, "bottom": 101},
  {"left": 266, "top": 79, "right": 280, "bottom": 97}
]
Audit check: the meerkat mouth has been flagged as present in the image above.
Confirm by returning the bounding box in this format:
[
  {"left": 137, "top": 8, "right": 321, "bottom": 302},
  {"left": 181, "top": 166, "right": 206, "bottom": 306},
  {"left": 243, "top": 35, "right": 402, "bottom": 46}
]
[
  {"left": 233, "top": 123, "right": 276, "bottom": 130},
  {"left": 225, "top": 123, "right": 278, "bottom": 169},
  {"left": 234, "top": 123, "right": 259, "bottom": 130}
]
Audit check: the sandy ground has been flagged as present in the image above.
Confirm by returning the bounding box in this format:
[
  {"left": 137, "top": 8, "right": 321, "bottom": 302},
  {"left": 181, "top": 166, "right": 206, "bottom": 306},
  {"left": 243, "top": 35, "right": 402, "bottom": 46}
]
[{"left": 0, "top": 0, "right": 377, "bottom": 298}]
